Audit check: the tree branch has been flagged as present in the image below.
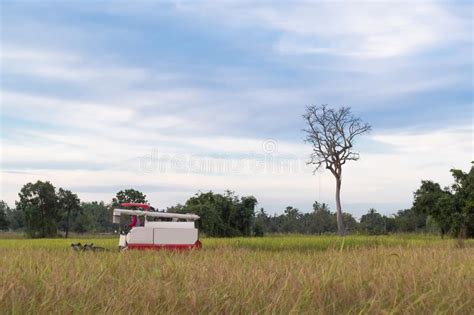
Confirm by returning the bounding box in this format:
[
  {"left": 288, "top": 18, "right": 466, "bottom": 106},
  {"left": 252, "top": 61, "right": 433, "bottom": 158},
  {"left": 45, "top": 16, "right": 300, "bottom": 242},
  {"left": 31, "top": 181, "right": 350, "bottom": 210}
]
[{"left": 303, "top": 105, "right": 371, "bottom": 174}]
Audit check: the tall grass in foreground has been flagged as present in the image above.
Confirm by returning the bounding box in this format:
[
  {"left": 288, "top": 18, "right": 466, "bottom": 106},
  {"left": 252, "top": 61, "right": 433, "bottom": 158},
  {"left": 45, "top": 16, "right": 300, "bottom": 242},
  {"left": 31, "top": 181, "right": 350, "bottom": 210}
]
[{"left": 0, "top": 236, "right": 473, "bottom": 314}]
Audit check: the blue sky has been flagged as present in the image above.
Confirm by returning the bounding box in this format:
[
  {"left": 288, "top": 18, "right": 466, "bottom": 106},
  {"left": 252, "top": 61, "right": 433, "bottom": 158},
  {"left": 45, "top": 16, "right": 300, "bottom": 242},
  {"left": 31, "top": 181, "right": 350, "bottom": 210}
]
[{"left": 1, "top": 1, "right": 472, "bottom": 217}]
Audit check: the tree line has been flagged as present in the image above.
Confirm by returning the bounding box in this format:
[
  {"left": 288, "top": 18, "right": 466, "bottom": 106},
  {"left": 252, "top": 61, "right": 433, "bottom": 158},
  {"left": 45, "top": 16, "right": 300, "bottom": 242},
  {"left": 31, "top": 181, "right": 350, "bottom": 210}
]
[
  {"left": 253, "top": 204, "right": 433, "bottom": 236},
  {"left": 0, "top": 164, "right": 472, "bottom": 238}
]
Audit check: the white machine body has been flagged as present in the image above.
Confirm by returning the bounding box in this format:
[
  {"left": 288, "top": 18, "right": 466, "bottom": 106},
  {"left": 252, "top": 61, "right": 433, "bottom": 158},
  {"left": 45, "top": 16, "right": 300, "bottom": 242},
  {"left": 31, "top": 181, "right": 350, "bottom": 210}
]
[{"left": 113, "top": 208, "right": 201, "bottom": 250}]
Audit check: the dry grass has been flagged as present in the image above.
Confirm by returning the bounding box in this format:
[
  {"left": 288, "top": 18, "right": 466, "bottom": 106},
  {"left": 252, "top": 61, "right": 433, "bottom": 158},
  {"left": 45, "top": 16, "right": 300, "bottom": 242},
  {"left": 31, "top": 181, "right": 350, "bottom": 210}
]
[{"left": 0, "top": 236, "right": 473, "bottom": 314}]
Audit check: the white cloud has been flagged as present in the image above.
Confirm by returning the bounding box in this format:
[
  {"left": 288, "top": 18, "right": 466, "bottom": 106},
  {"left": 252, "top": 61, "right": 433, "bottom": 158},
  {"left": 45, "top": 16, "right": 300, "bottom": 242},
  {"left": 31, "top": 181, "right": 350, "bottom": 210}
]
[
  {"left": 341, "top": 127, "right": 472, "bottom": 210},
  {"left": 176, "top": 1, "right": 471, "bottom": 58},
  {"left": 1, "top": 120, "right": 472, "bottom": 216},
  {"left": 1, "top": 47, "right": 79, "bottom": 63},
  {"left": 1, "top": 91, "right": 136, "bottom": 128},
  {"left": 1, "top": 2, "right": 472, "bottom": 216},
  {"left": 1, "top": 46, "right": 155, "bottom": 85}
]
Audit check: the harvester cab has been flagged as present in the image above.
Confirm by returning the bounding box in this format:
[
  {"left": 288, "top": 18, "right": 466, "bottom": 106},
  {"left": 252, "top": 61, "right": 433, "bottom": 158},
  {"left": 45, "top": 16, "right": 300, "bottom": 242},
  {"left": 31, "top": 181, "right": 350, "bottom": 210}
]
[{"left": 113, "top": 203, "right": 201, "bottom": 250}]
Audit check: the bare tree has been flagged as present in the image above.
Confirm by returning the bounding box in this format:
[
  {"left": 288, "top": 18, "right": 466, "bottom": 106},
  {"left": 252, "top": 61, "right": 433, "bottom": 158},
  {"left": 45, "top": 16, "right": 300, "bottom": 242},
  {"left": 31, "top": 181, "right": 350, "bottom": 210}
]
[{"left": 303, "top": 105, "right": 371, "bottom": 235}]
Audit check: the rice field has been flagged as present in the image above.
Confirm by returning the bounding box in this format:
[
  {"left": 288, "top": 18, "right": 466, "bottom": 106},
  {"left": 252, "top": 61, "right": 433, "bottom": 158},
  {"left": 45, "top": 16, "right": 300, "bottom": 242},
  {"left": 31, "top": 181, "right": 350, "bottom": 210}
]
[{"left": 0, "top": 235, "right": 473, "bottom": 314}]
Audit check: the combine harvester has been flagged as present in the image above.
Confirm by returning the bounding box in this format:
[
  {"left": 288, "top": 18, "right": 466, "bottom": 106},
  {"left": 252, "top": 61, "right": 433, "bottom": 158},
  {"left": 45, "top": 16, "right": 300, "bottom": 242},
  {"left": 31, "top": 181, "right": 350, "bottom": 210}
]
[{"left": 113, "top": 203, "right": 201, "bottom": 251}]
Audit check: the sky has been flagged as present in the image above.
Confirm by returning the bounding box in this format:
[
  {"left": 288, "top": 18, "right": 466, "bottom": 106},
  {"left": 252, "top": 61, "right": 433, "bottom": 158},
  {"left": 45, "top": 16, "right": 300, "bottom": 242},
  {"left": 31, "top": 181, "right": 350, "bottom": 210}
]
[{"left": 0, "top": 0, "right": 472, "bottom": 218}]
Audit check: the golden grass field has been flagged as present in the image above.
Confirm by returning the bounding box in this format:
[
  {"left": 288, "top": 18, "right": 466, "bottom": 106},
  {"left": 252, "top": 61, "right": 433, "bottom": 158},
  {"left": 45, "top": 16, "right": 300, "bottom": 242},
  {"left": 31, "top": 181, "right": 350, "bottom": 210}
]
[{"left": 0, "top": 235, "right": 473, "bottom": 314}]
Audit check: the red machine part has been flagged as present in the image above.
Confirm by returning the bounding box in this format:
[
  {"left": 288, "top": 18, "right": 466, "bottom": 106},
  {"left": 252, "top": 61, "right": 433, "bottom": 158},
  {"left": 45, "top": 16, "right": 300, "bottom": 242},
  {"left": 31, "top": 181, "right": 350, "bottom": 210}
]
[
  {"left": 127, "top": 240, "right": 202, "bottom": 251},
  {"left": 120, "top": 203, "right": 151, "bottom": 228},
  {"left": 120, "top": 203, "right": 151, "bottom": 209}
]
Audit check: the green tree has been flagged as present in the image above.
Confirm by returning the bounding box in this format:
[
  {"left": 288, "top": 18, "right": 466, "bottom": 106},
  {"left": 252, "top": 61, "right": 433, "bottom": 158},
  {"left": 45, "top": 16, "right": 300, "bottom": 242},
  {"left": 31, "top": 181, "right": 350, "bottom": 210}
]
[
  {"left": 281, "top": 206, "right": 301, "bottom": 233},
  {"left": 360, "top": 209, "right": 385, "bottom": 235},
  {"left": 341, "top": 212, "right": 359, "bottom": 233},
  {"left": 449, "top": 165, "right": 474, "bottom": 238},
  {"left": 0, "top": 200, "right": 9, "bottom": 230},
  {"left": 113, "top": 189, "right": 148, "bottom": 205},
  {"left": 425, "top": 215, "right": 441, "bottom": 234},
  {"left": 16, "top": 181, "right": 59, "bottom": 238},
  {"left": 413, "top": 163, "right": 473, "bottom": 238},
  {"left": 237, "top": 196, "right": 258, "bottom": 236},
  {"left": 308, "top": 202, "right": 335, "bottom": 234},
  {"left": 183, "top": 191, "right": 226, "bottom": 236},
  {"left": 175, "top": 191, "right": 257, "bottom": 237},
  {"left": 4, "top": 204, "right": 24, "bottom": 230},
  {"left": 413, "top": 181, "right": 453, "bottom": 237},
  {"left": 254, "top": 208, "right": 270, "bottom": 235},
  {"left": 254, "top": 221, "right": 265, "bottom": 237},
  {"left": 383, "top": 216, "right": 397, "bottom": 233},
  {"left": 392, "top": 208, "right": 427, "bottom": 233},
  {"left": 57, "top": 188, "right": 81, "bottom": 238},
  {"left": 76, "top": 201, "right": 113, "bottom": 233}
]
